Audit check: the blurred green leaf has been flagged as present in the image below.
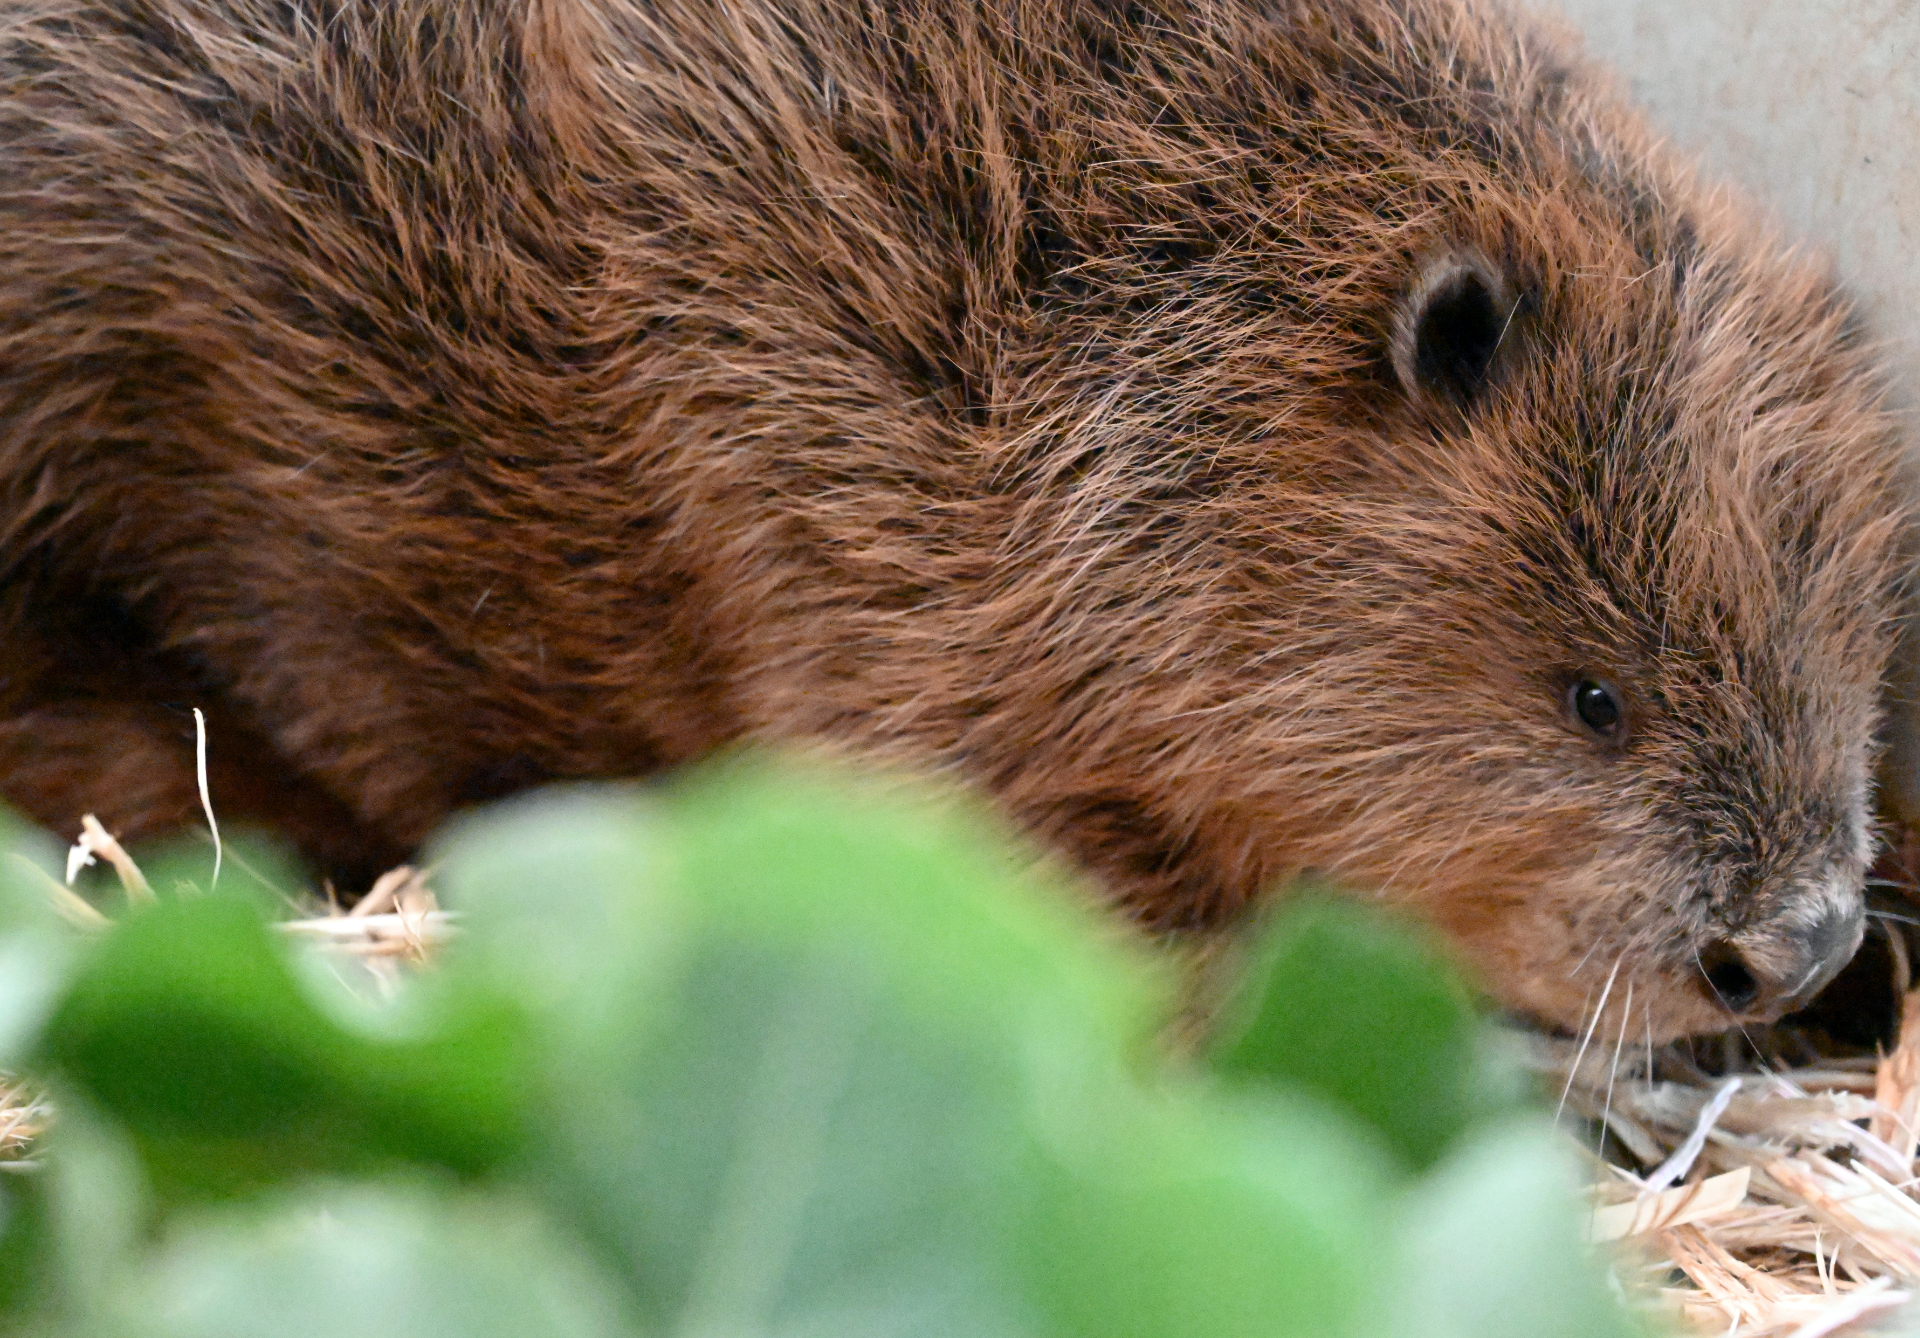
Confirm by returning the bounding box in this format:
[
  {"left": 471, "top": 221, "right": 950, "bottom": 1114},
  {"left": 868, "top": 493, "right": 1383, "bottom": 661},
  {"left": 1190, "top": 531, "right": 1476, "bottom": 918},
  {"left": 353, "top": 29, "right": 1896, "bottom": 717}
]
[
  {"left": 432, "top": 786, "right": 684, "bottom": 1050},
  {"left": 0, "top": 1169, "right": 57, "bottom": 1332},
  {"left": 0, "top": 1094, "right": 156, "bottom": 1337},
  {"left": 113, "top": 1181, "right": 642, "bottom": 1338},
  {"left": 1020, "top": 1089, "right": 1385, "bottom": 1338},
  {"left": 0, "top": 813, "right": 80, "bottom": 1068},
  {"left": 440, "top": 762, "right": 1102, "bottom": 1335},
  {"left": 44, "top": 1101, "right": 147, "bottom": 1320},
  {"left": 38, "top": 888, "right": 532, "bottom": 1202},
  {"left": 0, "top": 762, "right": 1653, "bottom": 1338},
  {"left": 662, "top": 756, "right": 1163, "bottom": 1044},
  {"left": 1207, "top": 895, "right": 1496, "bottom": 1173},
  {"left": 0, "top": 813, "right": 68, "bottom": 933},
  {"left": 1373, "top": 1118, "right": 1646, "bottom": 1338},
  {"left": 438, "top": 760, "right": 1397, "bottom": 1338}
]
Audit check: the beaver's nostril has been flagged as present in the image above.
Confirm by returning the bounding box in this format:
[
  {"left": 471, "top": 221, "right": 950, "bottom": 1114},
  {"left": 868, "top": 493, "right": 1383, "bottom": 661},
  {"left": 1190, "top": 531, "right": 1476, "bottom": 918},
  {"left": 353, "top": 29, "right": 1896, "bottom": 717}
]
[{"left": 1698, "top": 941, "right": 1761, "bottom": 1013}]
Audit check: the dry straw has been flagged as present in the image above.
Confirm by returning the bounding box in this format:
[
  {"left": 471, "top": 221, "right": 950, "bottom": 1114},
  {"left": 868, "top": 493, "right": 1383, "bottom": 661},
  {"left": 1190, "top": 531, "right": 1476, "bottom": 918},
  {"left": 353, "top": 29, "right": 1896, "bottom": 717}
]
[{"left": 1542, "top": 969, "right": 1920, "bottom": 1336}]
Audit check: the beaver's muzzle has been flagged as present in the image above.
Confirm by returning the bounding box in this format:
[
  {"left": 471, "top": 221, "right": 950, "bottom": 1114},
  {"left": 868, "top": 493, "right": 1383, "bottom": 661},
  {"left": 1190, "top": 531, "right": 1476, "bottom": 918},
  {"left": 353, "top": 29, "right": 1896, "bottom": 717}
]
[{"left": 1696, "top": 895, "right": 1865, "bottom": 1020}]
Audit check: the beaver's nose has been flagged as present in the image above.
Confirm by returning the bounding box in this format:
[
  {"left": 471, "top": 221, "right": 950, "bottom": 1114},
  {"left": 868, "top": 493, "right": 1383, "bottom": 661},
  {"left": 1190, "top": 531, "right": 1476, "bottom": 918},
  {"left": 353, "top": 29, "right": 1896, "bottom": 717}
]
[{"left": 1697, "top": 900, "right": 1864, "bottom": 1018}]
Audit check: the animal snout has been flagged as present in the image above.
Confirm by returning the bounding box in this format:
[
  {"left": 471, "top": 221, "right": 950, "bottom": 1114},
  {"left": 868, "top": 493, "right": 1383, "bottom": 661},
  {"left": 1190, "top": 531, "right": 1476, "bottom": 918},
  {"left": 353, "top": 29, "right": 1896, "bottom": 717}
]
[{"left": 1696, "top": 897, "right": 1864, "bottom": 1019}]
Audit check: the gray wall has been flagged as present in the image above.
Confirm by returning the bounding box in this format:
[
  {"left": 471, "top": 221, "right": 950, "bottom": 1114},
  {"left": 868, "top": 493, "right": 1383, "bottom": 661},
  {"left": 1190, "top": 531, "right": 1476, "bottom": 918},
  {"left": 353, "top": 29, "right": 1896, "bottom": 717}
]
[{"left": 1534, "top": 0, "right": 1920, "bottom": 819}]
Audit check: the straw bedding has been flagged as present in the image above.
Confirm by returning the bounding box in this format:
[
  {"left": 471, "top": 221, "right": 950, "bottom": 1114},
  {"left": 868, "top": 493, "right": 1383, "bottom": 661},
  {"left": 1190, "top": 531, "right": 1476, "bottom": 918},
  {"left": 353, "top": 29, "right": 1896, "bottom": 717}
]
[
  {"left": 1545, "top": 1015, "right": 1920, "bottom": 1335},
  {"left": 1540, "top": 840, "right": 1920, "bottom": 1337}
]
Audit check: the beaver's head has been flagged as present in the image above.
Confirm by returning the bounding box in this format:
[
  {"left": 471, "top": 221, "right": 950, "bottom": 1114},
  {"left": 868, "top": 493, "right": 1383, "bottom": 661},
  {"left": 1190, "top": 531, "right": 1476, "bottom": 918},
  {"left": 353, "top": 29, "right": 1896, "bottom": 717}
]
[
  {"left": 1323, "top": 222, "right": 1909, "bottom": 1040},
  {"left": 987, "top": 184, "right": 1906, "bottom": 1046},
  {"left": 1126, "top": 202, "right": 1909, "bottom": 1042},
  {"left": 950, "top": 7, "right": 1914, "bottom": 1042}
]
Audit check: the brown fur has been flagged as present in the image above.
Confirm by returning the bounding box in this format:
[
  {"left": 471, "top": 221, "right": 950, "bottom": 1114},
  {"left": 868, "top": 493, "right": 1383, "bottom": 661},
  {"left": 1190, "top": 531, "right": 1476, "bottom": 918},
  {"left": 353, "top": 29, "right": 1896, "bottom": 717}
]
[{"left": 0, "top": 0, "right": 1907, "bottom": 1037}]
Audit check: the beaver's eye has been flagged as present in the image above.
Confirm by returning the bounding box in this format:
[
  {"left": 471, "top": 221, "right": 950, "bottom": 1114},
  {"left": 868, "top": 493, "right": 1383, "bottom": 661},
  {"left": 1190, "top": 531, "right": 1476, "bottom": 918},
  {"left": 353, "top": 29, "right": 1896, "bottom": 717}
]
[{"left": 1570, "top": 678, "right": 1623, "bottom": 735}]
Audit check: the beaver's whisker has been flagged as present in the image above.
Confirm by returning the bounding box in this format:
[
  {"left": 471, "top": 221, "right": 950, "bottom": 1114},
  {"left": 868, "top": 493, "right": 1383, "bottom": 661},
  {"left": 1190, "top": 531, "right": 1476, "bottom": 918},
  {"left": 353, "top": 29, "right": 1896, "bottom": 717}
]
[
  {"left": 1643, "top": 1000, "right": 1655, "bottom": 1085},
  {"left": 1599, "top": 973, "right": 1631, "bottom": 1155},
  {"left": 1557, "top": 956, "right": 1620, "bottom": 1129},
  {"left": 1570, "top": 928, "right": 1610, "bottom": 980}
]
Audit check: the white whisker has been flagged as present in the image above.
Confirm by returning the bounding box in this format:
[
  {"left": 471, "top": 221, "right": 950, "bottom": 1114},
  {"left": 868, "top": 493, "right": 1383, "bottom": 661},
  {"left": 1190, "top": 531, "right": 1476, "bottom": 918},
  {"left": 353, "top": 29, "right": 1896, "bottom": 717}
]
[
  {"left": 1599, "top": 975, "right": 1632, "bottom": 1157},
  {"left": 1557, "top": 956, "right": 1621, "bottom": 1129}
]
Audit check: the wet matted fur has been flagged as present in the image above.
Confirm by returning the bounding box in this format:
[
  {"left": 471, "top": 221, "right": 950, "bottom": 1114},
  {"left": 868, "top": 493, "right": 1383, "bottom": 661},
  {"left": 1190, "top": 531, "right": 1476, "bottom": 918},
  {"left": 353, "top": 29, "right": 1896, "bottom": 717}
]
[{"left": 0, "top": 0, "right": 1907, "bottom": 1037}]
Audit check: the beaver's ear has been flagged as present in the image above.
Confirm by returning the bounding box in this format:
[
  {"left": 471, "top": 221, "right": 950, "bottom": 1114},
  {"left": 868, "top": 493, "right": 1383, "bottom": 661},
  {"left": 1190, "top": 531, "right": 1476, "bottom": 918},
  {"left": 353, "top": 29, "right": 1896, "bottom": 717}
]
[{"left": 1391, "top": 251, "right": 1516, "bottom": 406}]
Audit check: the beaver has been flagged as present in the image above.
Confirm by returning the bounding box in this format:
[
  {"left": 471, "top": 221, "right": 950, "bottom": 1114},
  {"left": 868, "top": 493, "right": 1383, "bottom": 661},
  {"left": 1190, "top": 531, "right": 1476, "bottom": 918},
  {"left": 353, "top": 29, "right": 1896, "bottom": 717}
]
[{"left": 0, "top": 0, "right": 1907, "bottom": 1040}]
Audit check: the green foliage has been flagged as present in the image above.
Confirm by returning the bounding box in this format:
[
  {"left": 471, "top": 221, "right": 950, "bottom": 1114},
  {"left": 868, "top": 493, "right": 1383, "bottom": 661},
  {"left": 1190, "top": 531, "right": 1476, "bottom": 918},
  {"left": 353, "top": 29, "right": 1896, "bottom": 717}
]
[
  {"left": 44, "top": 892, "right": 531, "bottom": 1201},
  {"left": 0, "top": 755, "right": 1652, "bottom": 1337},
  {"left": 1207, "top": 895, "right": 1510, "bottom": 1173},
  {"left": 112, "top": 1183, "right": 636, "bottom": 1338}
]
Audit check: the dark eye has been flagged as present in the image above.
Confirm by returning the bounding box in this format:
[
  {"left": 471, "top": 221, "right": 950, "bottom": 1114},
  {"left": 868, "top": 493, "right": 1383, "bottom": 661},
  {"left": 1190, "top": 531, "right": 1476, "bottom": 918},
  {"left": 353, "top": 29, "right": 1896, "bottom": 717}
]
[{"left": 1570, "top": 677, "right": 1623, "bottom": 735}]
